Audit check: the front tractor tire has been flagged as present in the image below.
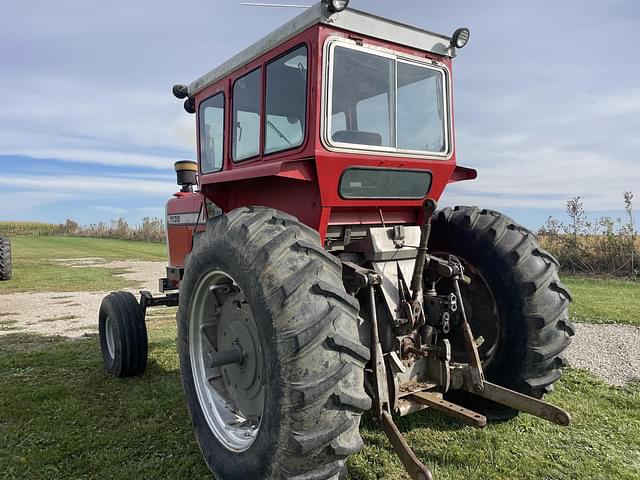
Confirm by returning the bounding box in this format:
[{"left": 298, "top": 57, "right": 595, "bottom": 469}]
[
  {"left": 177, "top": 207, "right": 370, "bottom": 480},
  {"left": 98, "top": 291, "right": 148, "bottom": 377},
  {"left": 0, "top": 237, "right": 12, "bottom": 281},
  {"left": 429, "top": 206, "right": 574, "bottom": 418}
]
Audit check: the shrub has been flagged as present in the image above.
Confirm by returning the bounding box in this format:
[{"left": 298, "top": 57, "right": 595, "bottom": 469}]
[{"left": 538, "top": 192, "right": 638, "bottom": 277}]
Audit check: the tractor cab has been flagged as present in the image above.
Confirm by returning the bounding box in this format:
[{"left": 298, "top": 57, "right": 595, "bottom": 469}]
[{"left": 166, "top": 1, "right": 476, "bottom": 273}]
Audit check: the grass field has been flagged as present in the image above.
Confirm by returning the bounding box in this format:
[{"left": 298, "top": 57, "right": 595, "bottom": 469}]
[
  {"left": 1, "top": 237, "right": 639, "bottom": 479},
  {"left": 0, "top": 237, "right": 166, "bottom": 294},
  {"left": 563, "top": 276, "right": 640, "bottom": 326}
]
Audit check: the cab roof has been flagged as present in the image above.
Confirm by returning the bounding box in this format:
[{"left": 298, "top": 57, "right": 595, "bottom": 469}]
[{"left": 187, "top": 2, "right": 454, "bottom": 97}]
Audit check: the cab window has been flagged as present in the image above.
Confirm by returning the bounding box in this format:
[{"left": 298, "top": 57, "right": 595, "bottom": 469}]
[
  {"left": 264, "top": 45, "right": 308, "bottom": 155},
  {"left": 232, "top": 68, "right": 261, "bottom": 162},
  {"left": 328, "top": 42, "right": 449, "bottom": 156},
  {"left": 199, "top": 93, "right": 225, "bottom": 173}
]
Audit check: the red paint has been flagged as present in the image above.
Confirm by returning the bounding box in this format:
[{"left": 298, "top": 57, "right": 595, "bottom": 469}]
[
  {"left": 166, "top": 193, "right": 202, "bottom": 267},
  {"left": 449, "top": 165, "right": 478, "bottom": 184},
  {"left": 166, "top": 21, "right": 476, "bottom": 268}
]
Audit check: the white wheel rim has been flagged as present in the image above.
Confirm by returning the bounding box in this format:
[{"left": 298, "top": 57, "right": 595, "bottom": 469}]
[
  {"left": 105, "top": 315, "right": 115, "bottom": 359},
  {"left": 189, "top": 270, "right": 265, "bottom": 453}
]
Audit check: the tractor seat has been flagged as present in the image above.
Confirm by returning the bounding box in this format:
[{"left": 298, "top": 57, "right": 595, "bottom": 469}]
[{"left": 332, "top": 130, "right": 383, "bottom": 146}]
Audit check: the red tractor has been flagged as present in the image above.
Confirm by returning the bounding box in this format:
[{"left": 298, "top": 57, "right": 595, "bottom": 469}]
[{"left": 98, "top": 2, "right": 574, "bottom": 479}]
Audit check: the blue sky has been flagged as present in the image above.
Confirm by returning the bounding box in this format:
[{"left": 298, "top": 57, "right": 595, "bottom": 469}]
[{"left": 1, "top": 0, "right": 638, "bottom": 229}]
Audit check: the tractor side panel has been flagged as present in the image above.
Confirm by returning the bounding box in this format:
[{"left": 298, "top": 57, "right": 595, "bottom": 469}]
[{"left": 166, "top": 193, "right": 203, "bottom": 268}]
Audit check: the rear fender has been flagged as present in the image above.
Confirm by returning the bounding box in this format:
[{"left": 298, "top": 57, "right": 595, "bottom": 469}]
[{"left": 448, "top": 165, "right": 477, "bottom": 184}]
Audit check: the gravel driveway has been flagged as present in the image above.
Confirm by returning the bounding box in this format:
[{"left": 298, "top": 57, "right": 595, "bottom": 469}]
[
  {"left": 1, "top": 258, "right": 638, "bottom": 387},
  {"left": 566, "top": 322, "right": 640, "bottom": 386},
  {"left": 0, "top": 258, "right": 166, "bottom": 337}
]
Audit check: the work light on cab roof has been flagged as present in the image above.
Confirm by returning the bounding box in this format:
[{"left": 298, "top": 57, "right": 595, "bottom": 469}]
[
  {"left": 327, "top": 0, "right": 348, "bottom": 12},
  {"left": 98, "top": 3, "right": 574, "bottom": 479}
]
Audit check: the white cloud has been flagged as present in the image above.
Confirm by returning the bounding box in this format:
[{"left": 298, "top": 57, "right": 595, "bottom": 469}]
[
  {"left": 582, "top": 89, "right": 640, "bottom": 117},
  {"left": 0, "top": 79, "right": 195, "bottom": 170},
  {"left": 0, "top": 174, "right": 176, "bottom": 196},
  {"left": 134, "top": 207, "right": 165, "bottom": 215},
  {"left": 5, "top": 146, "right": 179, "bottom": 170},
  {"left": 0, "top": 191, "right": 73, "bottom": 218},
  {"left": 452, "top": 85, "right": 640, "bottom": 213}
]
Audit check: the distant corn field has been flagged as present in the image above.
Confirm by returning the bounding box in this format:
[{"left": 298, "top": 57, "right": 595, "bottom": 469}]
[
  {"left": 0, "top": 218, "right": 166, "bottom": 243},
  {"left": 0, "top": 221, "right": 69, "bottom": 237}
]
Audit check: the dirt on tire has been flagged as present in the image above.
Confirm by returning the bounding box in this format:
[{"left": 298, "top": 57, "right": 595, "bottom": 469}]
[{"left": 177, "top": 207, "right": 370, "bottom": 480}]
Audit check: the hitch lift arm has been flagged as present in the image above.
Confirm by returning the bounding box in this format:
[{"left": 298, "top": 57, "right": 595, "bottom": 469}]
[
  {"left": 344, "top": 260, "right": 433, "bottom": 480},
  {"left": 343, "top": 199, "right": 571, "bottom": 480}
]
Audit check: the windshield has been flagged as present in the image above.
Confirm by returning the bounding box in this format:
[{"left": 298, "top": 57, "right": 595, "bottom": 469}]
[{"left": 327, "top": 43, "right": 449, "bottom": 156}]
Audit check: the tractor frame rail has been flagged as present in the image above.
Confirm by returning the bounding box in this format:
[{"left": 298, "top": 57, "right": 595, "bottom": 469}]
[{"left": 139, "top": 290, "right": 179, "bottom": 316}]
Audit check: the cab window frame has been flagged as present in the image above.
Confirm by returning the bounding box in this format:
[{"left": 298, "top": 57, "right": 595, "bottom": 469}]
[{"left": 323, "top": 39, "right": 452, "bottom": 159}]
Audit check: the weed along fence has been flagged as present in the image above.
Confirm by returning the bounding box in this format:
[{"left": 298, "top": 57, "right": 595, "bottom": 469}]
[{"left": 538, "top": 193, "right": 638, "bottom": 277}]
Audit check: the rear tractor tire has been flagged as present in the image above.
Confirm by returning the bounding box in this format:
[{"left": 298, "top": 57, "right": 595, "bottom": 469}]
[
  {"left": 177, "top": 206, "right": 371, "bottom": 480},
  {"left": 429, "top": 206, "right": 574, "bottom": 419},
  {"left": 98, "top": 291, "right": 148, "bottom": 377},
  {"left": 0, "top": 237, "right": 12, "bottom": 281}
]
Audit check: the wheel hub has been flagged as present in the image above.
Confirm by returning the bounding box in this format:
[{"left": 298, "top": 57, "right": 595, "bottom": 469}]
[
  {"left": 189, "top": 271, "right": 265, "bottom": 453},
  {"left": 218, "top": 297, "right": 264, "bottom": 419}
]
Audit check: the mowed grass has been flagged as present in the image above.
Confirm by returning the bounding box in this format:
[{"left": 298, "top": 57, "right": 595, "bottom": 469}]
[
  {"left": 0, "top": 236, "right": 166, "bottom": 293},
  {"left": 1, "top": 236, "right": 639, "bottom": 478},
  {"left": 1, "top": 318, "right": 638, "bottom": 480},
  {"left": 563, "top": 275, "right": 640, "bottom": 326}
]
